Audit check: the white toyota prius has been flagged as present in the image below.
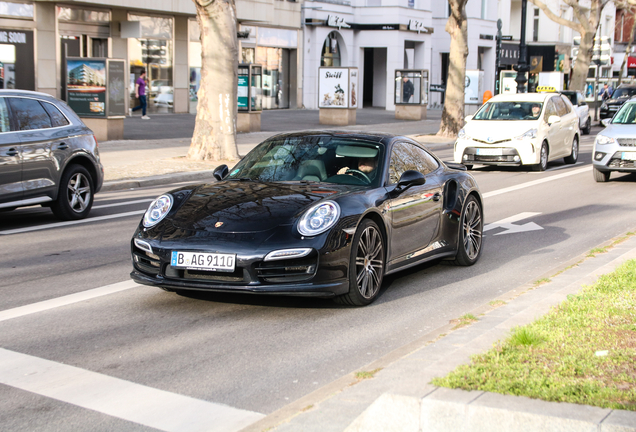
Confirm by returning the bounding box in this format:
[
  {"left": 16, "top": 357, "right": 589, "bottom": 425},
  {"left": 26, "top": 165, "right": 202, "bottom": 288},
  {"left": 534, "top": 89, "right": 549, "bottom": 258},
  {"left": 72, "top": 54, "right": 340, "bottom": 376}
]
[{"left": 454, "top": 92, "right": 580, "bottom": 171}]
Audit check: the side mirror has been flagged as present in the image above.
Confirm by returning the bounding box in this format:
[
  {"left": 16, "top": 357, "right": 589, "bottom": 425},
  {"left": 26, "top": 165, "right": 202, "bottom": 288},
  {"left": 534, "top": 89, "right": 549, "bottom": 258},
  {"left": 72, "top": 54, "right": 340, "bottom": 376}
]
[
  {"left": 601, "top": 118, "right": 611, "bottom": 127},
  {"left": 547, "top": 115, "right": 561, "bottom": 125},
  {"left": 397, "top": 170, "right": 426, "bottom": 190},
  {"left": 464, "top": 115, "right": 474, "bottom": 122},
  {"left": 213, "top": 164, "right": 229, "bottom": 181}
]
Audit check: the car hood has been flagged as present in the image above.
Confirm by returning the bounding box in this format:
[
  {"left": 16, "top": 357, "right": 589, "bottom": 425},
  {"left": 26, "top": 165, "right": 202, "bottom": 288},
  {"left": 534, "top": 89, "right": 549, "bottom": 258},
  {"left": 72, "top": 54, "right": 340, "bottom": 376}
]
[
  {"left": 168, "top": 181, "right": 351, "bottom": 233},
  {"left": 605, "top": 97, "right": 630, "bottom": 105},
  {"left": 600, "top": 124, "right": 636, "bottom": 138},
  {"left": 464, "top": 120, "right": 538, "bottom": 142}
]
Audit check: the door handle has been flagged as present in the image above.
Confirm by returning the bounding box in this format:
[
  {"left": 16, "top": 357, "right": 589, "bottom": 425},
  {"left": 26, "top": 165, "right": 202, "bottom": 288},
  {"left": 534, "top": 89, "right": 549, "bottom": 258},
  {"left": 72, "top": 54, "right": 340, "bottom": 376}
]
[
  {"left": 6, "top": 148, "right": 18, "bottom": 156},
  {"left": 57, "top": 142, "right": 69, "bottom": 150},
  {"left": 433, "top": 192, "right": 442, "bottom": 202}
]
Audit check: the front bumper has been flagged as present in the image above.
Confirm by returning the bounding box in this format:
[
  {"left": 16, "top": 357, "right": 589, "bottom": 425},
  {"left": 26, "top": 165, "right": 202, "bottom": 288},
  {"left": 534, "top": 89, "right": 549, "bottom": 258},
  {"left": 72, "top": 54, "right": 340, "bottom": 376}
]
[
  {"left": 130, "top": 236, "right": 352, "bottom": 298},
  {"left": 593, "top": 145, "right": 636, "bottom": 172},
  {"left": 454, "top": 139, "right": 539, "bottom": 166}
]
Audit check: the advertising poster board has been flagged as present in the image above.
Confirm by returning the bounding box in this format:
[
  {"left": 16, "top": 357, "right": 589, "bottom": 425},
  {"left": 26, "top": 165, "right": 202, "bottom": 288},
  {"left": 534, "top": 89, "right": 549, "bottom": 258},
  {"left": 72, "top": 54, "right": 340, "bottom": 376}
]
[
  {"left": 238, "top": 75, "right": 249, "bottom": 111},
  {"left": 464, "top": 70, "right": 481, "bottom": 104},
  {"left": 500, "top": 70, "right": 518, "bottom": 94},
  {"left": 319, "top": 67, "right": 350, "bottom": 108},
  {"left": 107, "top": 59, "right": 126, "bottom": 117},
  {"left": 349, "top": 68, "right": 358, "bottom": 108},
  {"left": 66, "top": 58, "right": 106, "bottom": 117}
]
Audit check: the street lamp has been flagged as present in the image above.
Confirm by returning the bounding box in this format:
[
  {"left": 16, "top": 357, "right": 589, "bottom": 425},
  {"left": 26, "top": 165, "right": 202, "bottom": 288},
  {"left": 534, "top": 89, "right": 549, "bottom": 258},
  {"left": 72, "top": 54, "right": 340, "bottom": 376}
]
[{"left": 514, "top": 0, "right": 529, "bottom": 93}]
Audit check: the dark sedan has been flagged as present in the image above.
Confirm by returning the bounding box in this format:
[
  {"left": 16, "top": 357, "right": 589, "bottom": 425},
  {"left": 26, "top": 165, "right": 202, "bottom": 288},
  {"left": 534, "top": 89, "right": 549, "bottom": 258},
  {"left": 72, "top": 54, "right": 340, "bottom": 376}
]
[
  {"left": 130, "top": 131, "right": 483, "bottom": 306},
  {"left": 0, "top": 90, "right": 103, "bottom": 219}
]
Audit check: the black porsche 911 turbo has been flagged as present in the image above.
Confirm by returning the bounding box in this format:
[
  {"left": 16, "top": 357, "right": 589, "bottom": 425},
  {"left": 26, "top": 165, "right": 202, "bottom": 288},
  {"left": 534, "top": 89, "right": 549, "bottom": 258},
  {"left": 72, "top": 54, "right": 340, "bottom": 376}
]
[{"left": 130, "top": 131, "right": 483, "bottom": 306}]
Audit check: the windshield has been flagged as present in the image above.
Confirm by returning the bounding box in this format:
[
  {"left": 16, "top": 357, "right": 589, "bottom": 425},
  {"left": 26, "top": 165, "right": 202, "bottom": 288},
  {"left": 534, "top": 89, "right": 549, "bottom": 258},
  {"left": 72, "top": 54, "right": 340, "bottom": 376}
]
[
  {"left": 612, "top": 88, "right": 636, "bottom": 99},
  {"left": 611, "top": 102, "right": 636, "bottom": 124},
  {"left": 472, "top": 101, "right": 543, "bottom": 120},
  {"left": 228, "top": 136, "right": 384, "bottom": 186}
]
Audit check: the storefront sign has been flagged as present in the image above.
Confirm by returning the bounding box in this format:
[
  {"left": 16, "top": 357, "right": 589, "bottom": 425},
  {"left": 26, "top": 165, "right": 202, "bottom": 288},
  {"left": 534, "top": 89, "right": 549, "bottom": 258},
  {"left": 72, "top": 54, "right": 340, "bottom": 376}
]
[
  {"left": 408, "top": 20, "right": 426, "bottom": 33},
  {"left": 628, "top": 56, "right": 636, "bottom": 68},
  {"left": 327, "top": 15, "right": 351, "bottom": 29},
  {"left": 107, "top": 60, "right": 126, "bottom": 117},
  {"left": 0, "top": 30, "right": 27, "bottom": 44},
  {"left": 500, "top": 43, "right": 519, "bottom": 66},
  {"left": 238, "top": 75, "right": 248, "bottom": 110},
  {"left": 0, "top": 28, "right": 34, "bottom": 90},
  {"left": 66, "top": 58, "right": 106, "bottom": 117},
  {"left": 464, "top": 70, "right": 482, "bottom": 104},
  {"left": 319, "top": 67, "right": 357, "bottom": 109}
]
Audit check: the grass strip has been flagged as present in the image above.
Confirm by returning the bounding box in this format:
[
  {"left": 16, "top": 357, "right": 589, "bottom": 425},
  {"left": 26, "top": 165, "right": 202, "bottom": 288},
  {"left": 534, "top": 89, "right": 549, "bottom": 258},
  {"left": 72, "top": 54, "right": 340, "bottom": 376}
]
[{"left": 432, "top": 259, "right": 636, "bottom": 411}]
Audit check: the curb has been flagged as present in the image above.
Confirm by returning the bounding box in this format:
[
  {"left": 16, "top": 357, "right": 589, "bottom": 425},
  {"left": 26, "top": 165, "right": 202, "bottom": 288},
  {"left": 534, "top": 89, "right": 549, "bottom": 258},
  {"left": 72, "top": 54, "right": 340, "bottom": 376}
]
[{"left": 101, "top": 170, "right": 217, "bottom": 192}]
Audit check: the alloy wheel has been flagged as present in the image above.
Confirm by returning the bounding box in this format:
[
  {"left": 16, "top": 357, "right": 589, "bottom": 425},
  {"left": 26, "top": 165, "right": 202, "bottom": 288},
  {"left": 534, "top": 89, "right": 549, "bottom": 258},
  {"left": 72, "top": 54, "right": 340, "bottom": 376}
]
[
  {"left": 355, "top": 225, "right": 384, "bottom": 299},
  {"left": 462, "top": 200, "right": 482, "bottom": 260},
  {"left": 67, "top": 172, "right": 92, "bottom": 213}
]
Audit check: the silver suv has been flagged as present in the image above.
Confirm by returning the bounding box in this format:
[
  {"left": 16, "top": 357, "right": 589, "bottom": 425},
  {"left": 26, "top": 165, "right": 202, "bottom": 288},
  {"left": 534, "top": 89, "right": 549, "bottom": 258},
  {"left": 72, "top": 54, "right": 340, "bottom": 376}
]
[
  {"left": 593, "top": 97, "right": 636, "bottom": 182},
  {"left": 0, "top": 90, "right": 103, "bottom": 219}
]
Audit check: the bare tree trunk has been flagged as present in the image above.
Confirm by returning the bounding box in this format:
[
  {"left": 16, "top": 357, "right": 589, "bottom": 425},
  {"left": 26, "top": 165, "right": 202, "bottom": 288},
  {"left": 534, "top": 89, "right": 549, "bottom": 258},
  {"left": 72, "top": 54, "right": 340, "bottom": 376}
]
[
  {"left": 438, "top": 0, "right": 469, "bottom": 138},
  {"left": 570, "top": 31, "right": 596, "bottom": 92},
  {"left": 618, "top": 8, "right": 636, "bottom": 87},
  {"left": 187, "top": 0, "right": 240, "bottom": 161}
]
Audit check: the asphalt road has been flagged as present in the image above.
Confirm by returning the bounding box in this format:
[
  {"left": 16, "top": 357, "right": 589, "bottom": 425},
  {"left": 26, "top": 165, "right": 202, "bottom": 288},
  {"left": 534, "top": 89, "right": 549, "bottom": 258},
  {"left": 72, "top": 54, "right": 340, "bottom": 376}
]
[{"left": 2, "top": 126, "right": 636, "bottom": 431}]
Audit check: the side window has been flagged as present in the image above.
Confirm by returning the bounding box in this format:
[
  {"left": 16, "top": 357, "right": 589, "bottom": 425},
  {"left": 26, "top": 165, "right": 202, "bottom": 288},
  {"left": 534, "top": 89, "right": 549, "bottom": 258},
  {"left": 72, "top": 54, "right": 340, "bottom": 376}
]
[
  {"left": 388, "top": 142, "right": 438, "bottom": 184},
  {"left": 8, "top": 98, "right": 52, "bottom": 131},
  {"left": 0, "top": 98, "right": 11, "bottom": 132},
  {"left": 558, "top": 95, "right": 572, "bottom": 115},
  {"left": 544, "top": 99, "right": 557, "bottom": 120},
  {"left": 42, "top": 102, "right": 70, "bottom": 127},
  {"left": 553, "top": 96, "right": 568, "bottom": 116}
]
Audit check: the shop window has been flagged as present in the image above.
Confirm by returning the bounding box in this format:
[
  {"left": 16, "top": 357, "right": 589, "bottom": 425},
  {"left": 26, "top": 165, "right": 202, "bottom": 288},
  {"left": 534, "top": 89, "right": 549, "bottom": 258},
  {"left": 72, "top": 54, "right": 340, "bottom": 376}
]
[
  {"left": 58, "top": 6, "right": 110, "bottom": 23},
  {"left": 8, "top": 98, "right": 52, "bottom": 131},
  {"left": 242, "top": 48, "right": 255, "bottom": 64},
  {"left": 256, "top": 47, "right": 289, "bottom": 109},
  {"left": 321, "top": 32, "right": 340, "bottom": 67},
  {"left": 129, "top": 14, "right": 173, "bottom": 39},
  {"left": 0, "top": 2, "right": 33, "bottom": 19}
]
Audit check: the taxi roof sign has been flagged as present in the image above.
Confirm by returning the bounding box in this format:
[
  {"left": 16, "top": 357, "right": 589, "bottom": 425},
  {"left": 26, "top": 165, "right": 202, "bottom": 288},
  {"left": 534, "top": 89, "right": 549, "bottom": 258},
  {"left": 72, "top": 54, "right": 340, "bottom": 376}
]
[{"left": 536, "top": 86, "right": 557, "bottom": 92}]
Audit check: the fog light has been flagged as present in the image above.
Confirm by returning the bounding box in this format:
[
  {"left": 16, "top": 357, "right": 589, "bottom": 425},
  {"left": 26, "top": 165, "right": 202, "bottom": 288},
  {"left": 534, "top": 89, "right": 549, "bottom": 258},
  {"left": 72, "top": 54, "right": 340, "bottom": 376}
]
[
  {"left": 463, "top": 154, "right": 469, "bottom": 161},
  {"left": 595, "top": 152, "right": 606, "bottom": 161},
  {"left": 513, "top": 155, "right": 520, "bottom": 162}
]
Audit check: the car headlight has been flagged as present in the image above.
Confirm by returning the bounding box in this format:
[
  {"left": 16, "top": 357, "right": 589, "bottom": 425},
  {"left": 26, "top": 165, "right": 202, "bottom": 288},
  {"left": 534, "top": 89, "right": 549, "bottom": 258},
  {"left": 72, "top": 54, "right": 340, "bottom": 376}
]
[
  {"left": 601, "top": 103, "right": 608, "bottom": 110},
  {"left": 595, "top": 135, "right": 617, "bottom": 146},
  {"left": 143, "top": 194, "right": 173, "bottom": 228},
  {"left": 298, "top": 201, "right": 340, "bottom": 236},
  {"left": 457, "top": 128, "right": 470, "bottom": 140},
  {"left": 515, "top": 128, "right": 537, "bottom": 140}
]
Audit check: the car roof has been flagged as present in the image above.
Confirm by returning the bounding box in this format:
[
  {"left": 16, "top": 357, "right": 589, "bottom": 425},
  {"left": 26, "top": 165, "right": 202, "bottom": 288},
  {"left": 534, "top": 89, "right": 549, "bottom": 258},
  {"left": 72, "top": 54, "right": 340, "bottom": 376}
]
[
  {"left": 485, "top": 93, "right": 557, "bottom": 103},
  {"left": 265, "top": 130, "right": 399, "bottom": 144},
  {"left": 0, "top": 89, "right": 62, "bottom": 102}
]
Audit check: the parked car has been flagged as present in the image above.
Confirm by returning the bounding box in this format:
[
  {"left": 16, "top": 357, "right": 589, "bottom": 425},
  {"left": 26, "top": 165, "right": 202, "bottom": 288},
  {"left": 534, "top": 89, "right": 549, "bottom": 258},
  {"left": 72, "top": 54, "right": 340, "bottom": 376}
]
[
  {"left": 592, "top": 97, "right": 636, "bottom": 182},
  {"left": 561, "top": 90, "right": 591, "bottom": 134},
  {"left": 131, "top": 131, "right": 483, "bottom": 306},
  {"left": 0, "top": 90, "right": 103, "bottom": 219},
  {"left": 600, "top": 84, "right": 636, "bottom": 119},
  {"left": 454, "top": 92, "right": 580, "bottom": 171}
]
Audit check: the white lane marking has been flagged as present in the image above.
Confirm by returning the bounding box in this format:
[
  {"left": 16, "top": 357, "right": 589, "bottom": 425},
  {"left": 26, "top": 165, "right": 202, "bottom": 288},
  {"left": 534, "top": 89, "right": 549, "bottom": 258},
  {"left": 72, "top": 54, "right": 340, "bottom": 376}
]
[
  {"left": 0, "top": 348, "right": 265, "bottom": 432},
  {"left": 543, "top": 162, "right": 585, "bottom": 172},
  {"left": 0, "top": 210, "right": 145, "bottom": 235},
  {"left": 484, "top": 212, "right": 543, "bottom": 235},
  {"left": 93, "top": 198, "right": 153, "bottom": 209},
  {"left": 0, "top": 280, "right": 139, "bottom": 322},
  {"left": 483, "top": 166, "right": 591, "bottom": 199}
]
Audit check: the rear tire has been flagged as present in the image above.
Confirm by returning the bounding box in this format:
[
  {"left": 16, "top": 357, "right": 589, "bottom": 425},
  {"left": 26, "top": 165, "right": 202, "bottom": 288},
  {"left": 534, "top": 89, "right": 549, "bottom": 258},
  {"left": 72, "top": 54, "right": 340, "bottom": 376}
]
[
  {"left": 582, "top": 117, "right": 591, "bottom": 135},
  {"left": 532, "top": 142, "right": 549, "bottom": 171},
  {"left": 593, "top": 168, "right": 611, "bottom": 183},
  {"left": 335, "top": 219, "right": 385, "bottom": 306},
  {"left": 451, "top": 195, "right": 483, "bottom": 266},
  {"left": 51, "top": 165, "right": 94, "bottom": 220},
  {"left": 564, "top": 136, "right": 578, "bottom": 164}
]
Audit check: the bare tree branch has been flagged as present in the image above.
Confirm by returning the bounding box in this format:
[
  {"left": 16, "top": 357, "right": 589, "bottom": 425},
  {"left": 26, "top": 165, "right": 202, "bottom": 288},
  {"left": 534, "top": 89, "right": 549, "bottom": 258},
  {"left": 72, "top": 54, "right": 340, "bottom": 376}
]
[{"left": 529, "top": 0, "right": 584, "bottom": 33}]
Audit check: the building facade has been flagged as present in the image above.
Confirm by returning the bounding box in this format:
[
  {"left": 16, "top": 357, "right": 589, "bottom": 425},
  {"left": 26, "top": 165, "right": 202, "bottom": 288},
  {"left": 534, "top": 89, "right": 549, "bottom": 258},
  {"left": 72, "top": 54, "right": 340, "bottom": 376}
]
[{"left": 0, "top": 0, "right": 301, "bottom": 114}]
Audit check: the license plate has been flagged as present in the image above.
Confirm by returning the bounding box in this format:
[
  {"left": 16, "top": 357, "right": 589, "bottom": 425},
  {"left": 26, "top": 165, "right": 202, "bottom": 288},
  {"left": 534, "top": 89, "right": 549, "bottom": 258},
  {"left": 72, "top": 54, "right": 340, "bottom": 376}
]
[
  {"left": 621, "top": 152, "right": 636, "bottom": 161},
  {"left": 476, "top": 148, "right": 503, "bottom": 156},
  {"left": 171, "top": 251, "right": 236, "bottom": 272}
]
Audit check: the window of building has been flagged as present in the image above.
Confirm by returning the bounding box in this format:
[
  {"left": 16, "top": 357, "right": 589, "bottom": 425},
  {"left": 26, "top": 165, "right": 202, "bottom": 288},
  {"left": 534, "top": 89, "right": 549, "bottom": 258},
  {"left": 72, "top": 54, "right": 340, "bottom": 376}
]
[
  {"left": 533, "top": 8, "right": 539, "bottom": 42},
  {"left": 58, "top": 6, "right": 110, "bottom": 23},
  {"left": 481, "top": 0, "right": 487, "bottom": 19},
  {"left": 321, "top": 32, "right": 341, "bottom": 67},
  {"left": 8, "top": 98, "right": 52, "bottom": 131},
  {"left": 0, "top": 1, "right": 33, "bottom": 19}
]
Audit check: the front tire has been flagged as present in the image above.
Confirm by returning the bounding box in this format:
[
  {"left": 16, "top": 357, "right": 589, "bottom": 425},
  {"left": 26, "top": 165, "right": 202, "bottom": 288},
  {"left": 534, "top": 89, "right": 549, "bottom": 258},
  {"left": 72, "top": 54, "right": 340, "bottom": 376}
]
[
  {"left": 51, "top": 165, "right": 94, "bottom": 220},
  {"left": 564, "top": 136, "right": 578, "bottom": 164},
  {"left": 593, "top": 168, "right": 611, "bottom": 183},
  {"left": 532, "top": 142, "right": 549, "bottom": 171},
  {"left": 335, "top": 219, "right": 385, "bottom": 306},
  {"left": 452, "top": 195, "right": 483, "bottom": 266}
]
